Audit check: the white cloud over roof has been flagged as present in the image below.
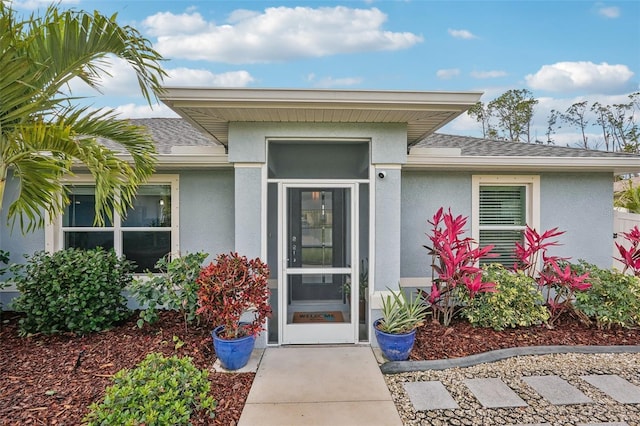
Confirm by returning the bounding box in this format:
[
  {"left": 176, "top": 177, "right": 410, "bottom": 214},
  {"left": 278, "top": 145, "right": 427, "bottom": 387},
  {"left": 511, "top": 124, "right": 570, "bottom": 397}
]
[
  {"left": 447, "top": 29, "right": 477, "bottom": 40},
  {"left": 436, "top": 68, "right": 460, "bottom": 79},
  {"left": 470, "top": 70, "right": 507, "bottom": 79},
  {"left": 142, "top": 6, "right": 423, "bottom": 64},
  {"left": 525, "top": 61, "right": 634, "bottom": 93},
  {"left": 597, "top": 6, "right": 620, "bottom": 18}
]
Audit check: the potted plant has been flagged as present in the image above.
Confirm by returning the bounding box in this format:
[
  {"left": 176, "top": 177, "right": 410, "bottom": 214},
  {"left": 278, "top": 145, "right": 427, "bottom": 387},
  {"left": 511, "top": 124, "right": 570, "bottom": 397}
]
[
  {"left": 196, "top": 252, "right": 272, "bottom": 370},
  {"left": 373, "top": 288, "right": 429, "bottom": 361},
  {"left": 341, "top": 258, "right": 369, "bottom": 323}
]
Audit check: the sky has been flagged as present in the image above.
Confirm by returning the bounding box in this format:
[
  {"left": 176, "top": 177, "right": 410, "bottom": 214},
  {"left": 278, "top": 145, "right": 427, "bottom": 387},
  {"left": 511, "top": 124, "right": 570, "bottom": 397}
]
[{"left": 9, "top": 0, "right": 640, "bottom": 147}]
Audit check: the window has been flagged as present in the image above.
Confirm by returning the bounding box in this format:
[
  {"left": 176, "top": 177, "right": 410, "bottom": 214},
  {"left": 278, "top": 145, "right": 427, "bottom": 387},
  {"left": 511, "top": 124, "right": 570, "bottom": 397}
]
[
  {"left": 472, "top": 175, "right": 540, "bottom": 266},
  {"left": 48, "top": 175, "right": 179, "bottom": 273}
]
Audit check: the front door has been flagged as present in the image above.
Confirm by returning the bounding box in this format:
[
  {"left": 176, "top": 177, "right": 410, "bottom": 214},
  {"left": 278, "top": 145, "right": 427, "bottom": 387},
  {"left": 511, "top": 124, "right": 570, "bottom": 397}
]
[{"left": 280, "top": 183, "right": 358, "bottom": 344}]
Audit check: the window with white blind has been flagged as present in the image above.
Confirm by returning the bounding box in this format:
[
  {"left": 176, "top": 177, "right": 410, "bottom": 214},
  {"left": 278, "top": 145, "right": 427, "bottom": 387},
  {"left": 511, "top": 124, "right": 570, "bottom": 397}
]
[
  {"left": 472, "top": 175, "right": 540, "bottom": 267},
  {"left": 46, "top": 175, "right": 179, "bottom": 273}
]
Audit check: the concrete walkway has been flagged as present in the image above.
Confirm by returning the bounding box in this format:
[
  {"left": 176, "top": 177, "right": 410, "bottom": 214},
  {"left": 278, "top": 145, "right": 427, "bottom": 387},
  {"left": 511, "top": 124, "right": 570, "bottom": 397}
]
[{"left": 238, "top": 346, "right": 402, "bottom": 426}]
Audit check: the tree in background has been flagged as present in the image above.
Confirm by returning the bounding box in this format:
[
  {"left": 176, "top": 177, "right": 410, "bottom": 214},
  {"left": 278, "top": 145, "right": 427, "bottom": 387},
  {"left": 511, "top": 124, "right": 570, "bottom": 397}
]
[
  {"left": 558, "top": 101, "right": 589, "bottom": 149},
  {"left": 467, "top": 89, "right": 538, "bottom": 143},
  {"left": 615, "top": 181, "right": 640, "bottom": 214},
  {"left": 0, "top": 3, "right": 166, "bottom": 232},
  {"left": 547, "top": 92, "right": 638, "bottom": 153}
]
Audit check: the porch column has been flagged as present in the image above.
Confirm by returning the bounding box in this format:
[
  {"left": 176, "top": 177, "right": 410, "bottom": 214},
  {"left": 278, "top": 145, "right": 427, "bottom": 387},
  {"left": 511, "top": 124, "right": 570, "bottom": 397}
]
[
  {"left": 233, "top": 164, "right": 263, "bottom": 259},
  {"left": 369, "top": 126, "right": 407, "bottom": 345}
]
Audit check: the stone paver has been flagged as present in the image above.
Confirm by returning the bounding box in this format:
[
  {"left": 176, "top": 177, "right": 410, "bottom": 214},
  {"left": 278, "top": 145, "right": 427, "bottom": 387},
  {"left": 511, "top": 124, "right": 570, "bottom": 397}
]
[
  {"left": 522, "top": 375, "right": 592, "bottom": 405},
  {"left": 403, "top": 381, "right": 459, "bottom": 411},
  {"left": 577, "top": 423, "right": 630, "bottom": 426},
  {"left": 464, "top": 378, "right": 528, "bottom": 408},
  {"left": 580, "top": 374, "right": 640, "bottom": 404}
]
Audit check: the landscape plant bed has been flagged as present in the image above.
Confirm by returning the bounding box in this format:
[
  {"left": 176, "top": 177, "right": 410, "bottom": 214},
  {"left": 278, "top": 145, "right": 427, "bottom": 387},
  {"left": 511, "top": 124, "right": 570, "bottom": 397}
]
[
  {"left": 2, "top": 310, "right": 640, "bottom": 425},
  {"left": 0, "top": 310, "right": 252, "bottom": 425},
  {"left": 411, "top": 311, "right": 640, "bottom": 361}
]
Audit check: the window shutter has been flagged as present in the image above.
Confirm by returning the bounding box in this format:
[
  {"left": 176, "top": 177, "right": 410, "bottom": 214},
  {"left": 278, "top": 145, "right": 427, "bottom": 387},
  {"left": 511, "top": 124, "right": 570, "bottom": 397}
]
[
  {"left": 478, "top": 185, "right": 526, "bottom": 266},
  {"left": 479, "top": 186, "right": 526, "bottom": 226}
]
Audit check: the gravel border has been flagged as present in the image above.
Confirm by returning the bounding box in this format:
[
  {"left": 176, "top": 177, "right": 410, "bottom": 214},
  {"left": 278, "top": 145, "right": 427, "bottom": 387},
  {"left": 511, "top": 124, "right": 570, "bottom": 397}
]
[
  {"left": 381, "top": 345, "right": 640, "bottom": 373},
  {"left": 383, "top": 348, "right": 640, "bottom": 426}
]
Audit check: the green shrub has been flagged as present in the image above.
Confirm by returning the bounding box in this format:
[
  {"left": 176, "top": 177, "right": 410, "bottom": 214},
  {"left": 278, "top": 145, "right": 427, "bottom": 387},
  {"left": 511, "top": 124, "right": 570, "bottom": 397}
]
[
  {"left": 572, "top": 260, "right": 640, "bottom": 329},
  {"left": 130, "top": 252, "right": 208, "bottom": 331},
  {"left": 10, "top": 248, "right": 133, "bottom": 335},
  {"left": 84, "top": 353, "right": 216, "bottom": 425},
  {"left": 0, "top": 250, "right": 10, "bottom": 314},
  {"left": 459, "top": 264, "right": 549, "bottom": 331}
]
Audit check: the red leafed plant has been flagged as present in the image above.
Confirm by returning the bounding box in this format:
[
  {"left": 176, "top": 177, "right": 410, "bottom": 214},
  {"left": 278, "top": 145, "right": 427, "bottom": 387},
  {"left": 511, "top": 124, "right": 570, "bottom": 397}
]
[
  {"left": 196, "top": 252, "right": 272, "bottom": 339},
  {"left": 615, "top": 225, "right": 640, "bottom": 277},
  {"left": 424, "top": 207, "right": 497, "bottom": 326},
  {"left": 513, "top": 225, "right": 590, "bottom": 325},
  {"left": 513, "top": 226, "right": 565, "bottom": 277}
]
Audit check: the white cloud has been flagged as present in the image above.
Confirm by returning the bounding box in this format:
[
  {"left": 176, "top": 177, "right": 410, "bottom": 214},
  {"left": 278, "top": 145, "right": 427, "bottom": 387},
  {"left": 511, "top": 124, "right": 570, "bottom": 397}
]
[
  {"left": 113, "top": 103, "right": 178, "bottom": 119},
  {"left": 9, "top": 0, "right": 79, "bottom": 10},
  {"left": 436, "top": 68, "right": 460, "bottom": 79},
  {"left": 143, "top": 6, "right": 423, "bottom": 64},
  {"left": 166, "top": 69, "right": 254, "bottom": 87},
  {"left": 470, "top": 70, "right": 508, "bottom": 79},
  {"left": 525, "top": 61, "right": 634, "bottom": 93},
  {"left": 68, "top": 57, "right": 255, "bottom": 99},
  {"left": 597, "top": 5, "right": 620, "bottom": 18},
  {"left": 142, "top": 11, "right": 210, "bottom": 37},
  {"left": 447, "top": 29, "right": 477, "bottom": 40}
]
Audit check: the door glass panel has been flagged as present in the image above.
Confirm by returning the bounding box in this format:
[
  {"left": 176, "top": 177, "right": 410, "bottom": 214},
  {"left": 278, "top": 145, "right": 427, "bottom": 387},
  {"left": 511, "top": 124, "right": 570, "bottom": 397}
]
[
  {"left": 285, "top": 186, "right": 353, "bottom": 338},
  {"left": 286, "top": 273, "right": 351, "bottom": 325},
  {"left": 288, "top": 189, "right": 350, "bottom": 268}
]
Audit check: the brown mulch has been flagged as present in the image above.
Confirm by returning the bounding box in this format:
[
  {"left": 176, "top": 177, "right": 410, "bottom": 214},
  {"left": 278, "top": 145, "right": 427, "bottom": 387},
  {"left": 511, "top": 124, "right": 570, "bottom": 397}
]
[
  {"left": 2, "top": 310, "right": 640, "bottom": 425},
  {"left": 0, "top": 311, "right": 251, "bottom": 425},
  {"left": 412, "top": 311, "right": 640, "bottom": 361}
]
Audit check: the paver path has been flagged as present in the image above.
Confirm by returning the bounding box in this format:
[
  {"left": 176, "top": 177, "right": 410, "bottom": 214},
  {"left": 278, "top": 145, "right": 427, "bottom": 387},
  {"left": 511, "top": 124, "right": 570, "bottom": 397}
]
[{"left": 403, "top": 374, "right": 639, "bottom": 426}]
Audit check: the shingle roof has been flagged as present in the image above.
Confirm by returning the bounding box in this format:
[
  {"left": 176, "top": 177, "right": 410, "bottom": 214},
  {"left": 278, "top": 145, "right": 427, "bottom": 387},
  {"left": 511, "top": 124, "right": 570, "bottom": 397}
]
[
  {"left": 417, "top": 133, "right": 638, "bottom": 158},
  {"left": 99, "top": 118, "right": 216, "bottom": 154},
  {"left": 115, "top": 118, "right": 638, "bottom": 160}
]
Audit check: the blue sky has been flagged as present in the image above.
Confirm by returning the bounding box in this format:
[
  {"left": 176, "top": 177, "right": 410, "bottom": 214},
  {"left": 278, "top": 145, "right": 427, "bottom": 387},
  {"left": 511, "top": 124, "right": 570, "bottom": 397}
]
[{"left": 11, "top": 0, "right": 640, "bottom": 146}]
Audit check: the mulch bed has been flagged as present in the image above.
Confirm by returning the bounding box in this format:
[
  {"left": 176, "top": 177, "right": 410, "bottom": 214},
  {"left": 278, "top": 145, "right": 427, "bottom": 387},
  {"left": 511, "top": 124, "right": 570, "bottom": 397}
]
[
  {"left": 2, "top": 310, "right": 640, "bottom": 425},
  {"left": 412, "top": 311, "right": 640, "bottom": 360},
  {"left": 0, "top": 311, "right": 251, "bottom": 425}
]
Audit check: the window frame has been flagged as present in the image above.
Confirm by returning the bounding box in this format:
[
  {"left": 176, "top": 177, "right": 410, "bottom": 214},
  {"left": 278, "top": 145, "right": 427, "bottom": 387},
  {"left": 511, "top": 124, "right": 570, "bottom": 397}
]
[
  {"left": 45, "top": 175, "right": 180, "bottom": 271},
  {"left": 472, "top": 175, "right": 540, "bottom": 265}
]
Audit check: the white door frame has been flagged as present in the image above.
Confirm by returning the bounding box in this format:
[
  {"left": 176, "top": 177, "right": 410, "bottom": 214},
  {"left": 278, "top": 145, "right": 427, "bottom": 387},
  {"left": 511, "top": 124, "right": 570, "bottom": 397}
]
[{"left": 278, "top": 181, "right": 359, "bottom": 344}]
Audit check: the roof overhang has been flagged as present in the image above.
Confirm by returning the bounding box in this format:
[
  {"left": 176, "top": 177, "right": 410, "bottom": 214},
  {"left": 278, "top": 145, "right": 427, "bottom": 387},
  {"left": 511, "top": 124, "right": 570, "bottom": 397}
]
[
  {"left": 159, "top": 88, "right": 483, "bottom": 146},
  {"left": 406, "top": 154, "right": 640, "bottom": 175}
]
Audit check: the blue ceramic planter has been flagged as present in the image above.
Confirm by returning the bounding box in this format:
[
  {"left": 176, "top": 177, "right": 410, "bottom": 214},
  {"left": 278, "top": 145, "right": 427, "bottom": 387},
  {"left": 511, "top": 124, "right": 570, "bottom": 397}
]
[
  {"left": 373, "top": 318, "right": 417, "bottom": 361},
  {"left": 212, "top": 325, "right": 256, "bottom": 370}
]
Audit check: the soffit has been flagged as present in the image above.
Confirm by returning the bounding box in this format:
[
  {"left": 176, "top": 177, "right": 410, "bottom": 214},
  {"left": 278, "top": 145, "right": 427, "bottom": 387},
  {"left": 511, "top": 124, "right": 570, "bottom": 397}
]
[{"left": 159, "top": 88, "right": 482, "bottom": 146}]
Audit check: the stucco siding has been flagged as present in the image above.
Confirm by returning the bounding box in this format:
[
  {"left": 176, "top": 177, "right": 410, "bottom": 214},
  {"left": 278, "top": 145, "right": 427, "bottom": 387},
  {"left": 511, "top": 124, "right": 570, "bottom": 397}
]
[
  {"left": 179, "top": 170, "right": 235, "bottom": 261},
  {"left": 0, "top": 174, "right": 46, "bottom": 265},
  {"left": 540, "top": 172, "right": 613, "bottom": 268},
  {"left": 400, "top": 171, "right": 472, "bottom": 279},
  {"left": 400, "top": 171, "right": 615, "bottom": 278}
]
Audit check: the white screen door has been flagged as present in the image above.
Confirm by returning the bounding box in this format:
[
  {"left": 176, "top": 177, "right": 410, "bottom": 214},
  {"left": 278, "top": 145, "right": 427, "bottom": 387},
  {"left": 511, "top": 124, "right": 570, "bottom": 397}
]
[{"left": 279, "top": 182, "right": 358, "bottom": 344}]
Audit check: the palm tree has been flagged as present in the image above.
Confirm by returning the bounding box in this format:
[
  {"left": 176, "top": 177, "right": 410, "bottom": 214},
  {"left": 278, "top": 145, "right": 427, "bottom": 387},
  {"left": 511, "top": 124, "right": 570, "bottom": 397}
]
[{"left": 0, "top": 3, "right": 166, "bottom": 232}]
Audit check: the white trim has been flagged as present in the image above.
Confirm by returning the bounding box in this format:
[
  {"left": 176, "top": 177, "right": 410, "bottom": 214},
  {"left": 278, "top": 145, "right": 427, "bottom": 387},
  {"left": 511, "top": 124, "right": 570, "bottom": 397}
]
[
  {"left": 279, "top": 182, "right": 359, "bottom": 344},
  {"left": 407, "top": 155, "right": 639, "bottom": 175},
  {"left": 233, "top": 163, "right": 264, "bottom": 168},
  {"left": 372, "top": 164, "right": 402, "bottom": 169},
  {"left": 471, "top": 174, "right": 541, "bottom": 252},
  {"left": 45, "top": 174, "right": 180, "bottom": 261}
]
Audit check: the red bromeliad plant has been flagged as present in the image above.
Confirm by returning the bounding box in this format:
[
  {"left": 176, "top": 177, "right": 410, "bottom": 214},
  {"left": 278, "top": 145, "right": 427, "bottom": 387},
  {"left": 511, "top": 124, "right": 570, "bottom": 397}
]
[
  {"left": 424, "top": 208, "right": 497, "bottom": 326},
  {"left": 513, "top": 225, "right": 590, "bottom": 325},
  {"left": 615, "top": 225, "right": 640, "bottom": 277},
  {"left": 196, "top": 252, "right": 272, "bottom": 339}
]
